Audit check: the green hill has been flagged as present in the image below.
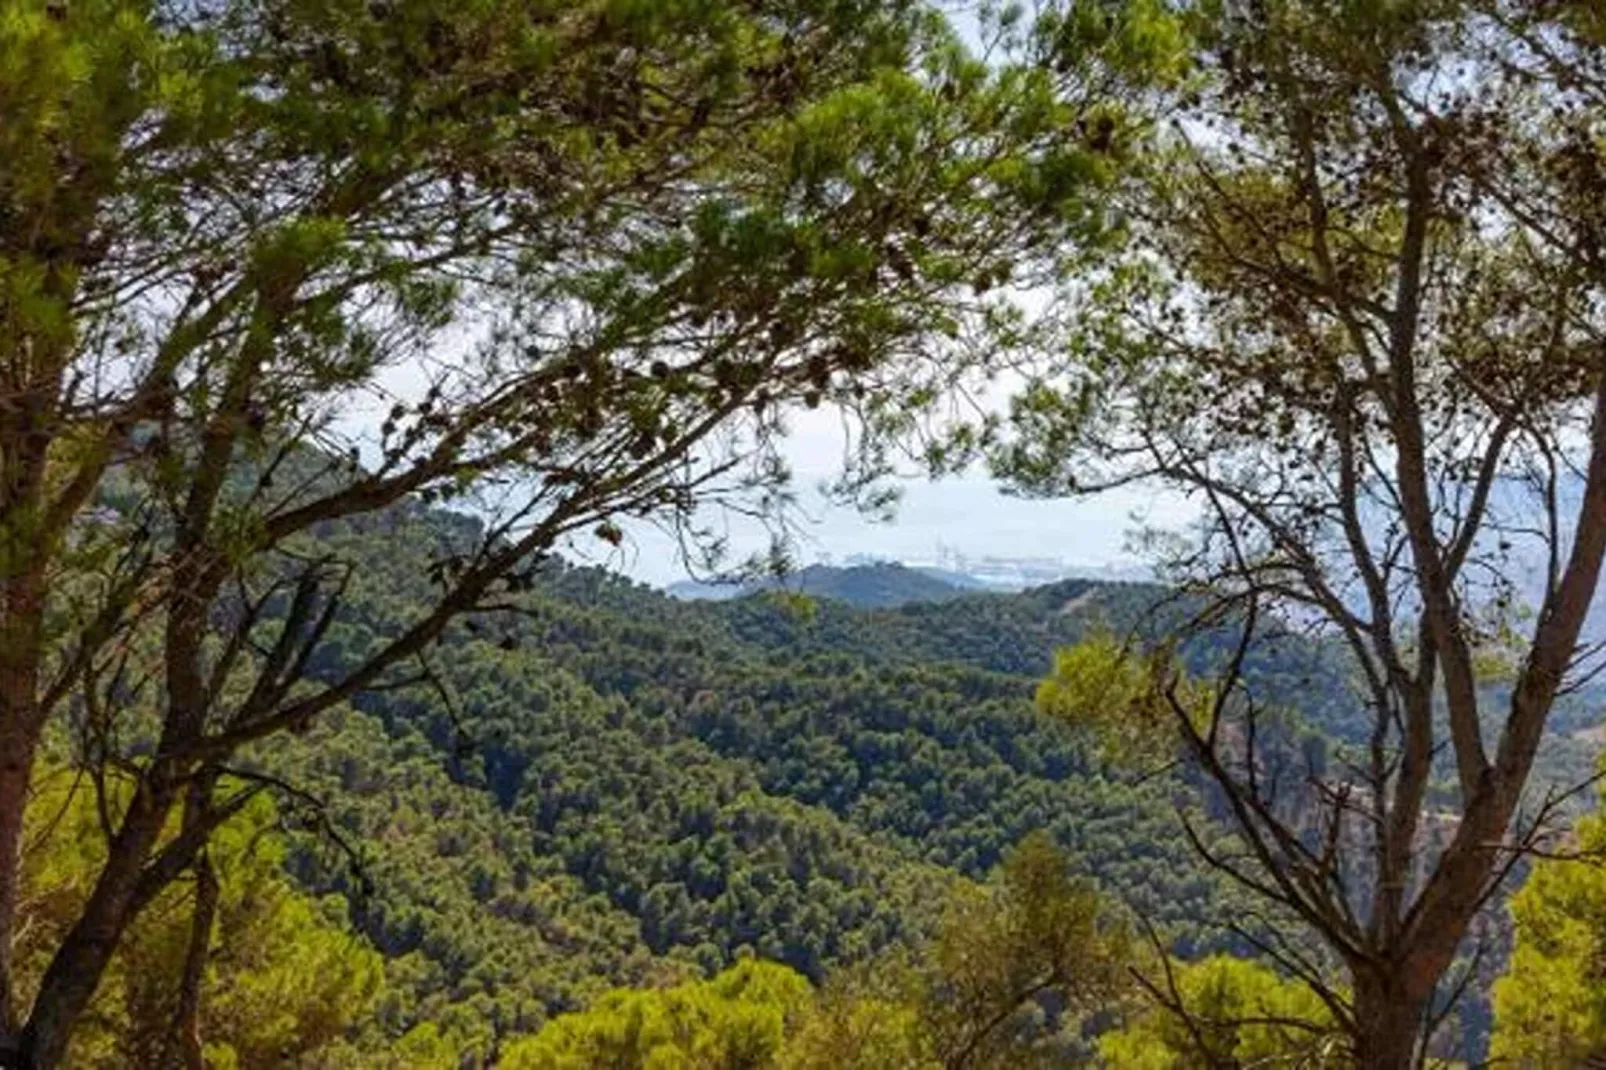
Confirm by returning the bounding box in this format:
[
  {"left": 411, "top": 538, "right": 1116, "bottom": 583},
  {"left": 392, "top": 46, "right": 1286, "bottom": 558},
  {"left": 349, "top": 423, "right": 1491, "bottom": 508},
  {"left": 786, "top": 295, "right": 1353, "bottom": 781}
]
[
  {"left": 235, "top": 504, "right": 1364, "bottom": 1058},
  {"left": 227, "top": 499, "right": 1606, "bottom": 1060}
]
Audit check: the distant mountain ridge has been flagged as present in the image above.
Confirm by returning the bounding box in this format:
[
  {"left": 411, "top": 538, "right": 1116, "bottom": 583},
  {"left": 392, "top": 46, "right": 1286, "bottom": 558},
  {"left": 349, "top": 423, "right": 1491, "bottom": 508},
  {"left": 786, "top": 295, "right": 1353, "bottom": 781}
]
[{"left": 666, "top": 562, "right": 976, "bottom": 608}]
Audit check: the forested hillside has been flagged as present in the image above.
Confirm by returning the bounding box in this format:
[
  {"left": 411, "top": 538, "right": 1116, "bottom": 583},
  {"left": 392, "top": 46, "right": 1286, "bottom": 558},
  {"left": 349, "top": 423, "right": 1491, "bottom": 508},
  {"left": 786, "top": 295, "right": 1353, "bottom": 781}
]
[
  {"left": 238, "top": 504, "right": 1274, "bottom": 1058},
  {"left": 222, "top": 499, "right": 1606, "bottom": 1063}
]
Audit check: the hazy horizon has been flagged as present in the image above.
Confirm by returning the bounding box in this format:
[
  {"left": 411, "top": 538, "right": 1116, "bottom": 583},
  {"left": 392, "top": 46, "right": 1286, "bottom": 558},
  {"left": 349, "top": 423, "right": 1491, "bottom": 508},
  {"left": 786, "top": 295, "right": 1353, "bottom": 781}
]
[{"left": 584, "top": 469, "right": 1192, "bottom": 588}]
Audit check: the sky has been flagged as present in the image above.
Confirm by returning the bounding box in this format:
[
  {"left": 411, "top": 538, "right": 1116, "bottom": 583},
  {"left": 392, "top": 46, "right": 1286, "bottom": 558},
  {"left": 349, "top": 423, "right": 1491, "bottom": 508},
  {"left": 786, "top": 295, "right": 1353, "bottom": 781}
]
[
  {"left": 607, "top": 474, "right": 1193, "bottom": 588},
  {"left": 344, "top": 295, "right": 1189, "bottom": 590},
  {"left": 583, "top": 405, "right": 1198, "bottom": 588}
]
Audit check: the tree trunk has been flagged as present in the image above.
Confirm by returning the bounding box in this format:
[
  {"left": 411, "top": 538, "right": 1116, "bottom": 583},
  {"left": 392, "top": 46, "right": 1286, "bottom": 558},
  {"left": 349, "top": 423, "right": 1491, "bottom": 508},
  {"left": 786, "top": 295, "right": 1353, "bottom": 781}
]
[
  {"left": 167, "top": 852, "right": 217, "bottom": 1070},
  {"left": 1352, "top": 969, "right": 1428, "bottom": 1070},
  {"left": 17, "top": 777, "right": 177, "bottom": 1069},
  {"left": 0, "top": 742, "right": 35, "bottom": 1070},
  {"left": 0, "top": 703, "right": 41, "bottom": 1035},
  {"left": 0, "top": 562, "right": 46, "bottom": 1060}
]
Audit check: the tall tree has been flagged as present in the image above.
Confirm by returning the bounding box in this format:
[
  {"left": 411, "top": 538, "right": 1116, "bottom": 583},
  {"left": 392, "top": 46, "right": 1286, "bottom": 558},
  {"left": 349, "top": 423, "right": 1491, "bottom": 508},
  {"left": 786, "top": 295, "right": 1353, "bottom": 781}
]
[
  {"left": 0, "top": 0, "right": 1154, "bottom": 1063},
  {"left": 990, "top": 0, "right": 1606, "bottom": 1063}
]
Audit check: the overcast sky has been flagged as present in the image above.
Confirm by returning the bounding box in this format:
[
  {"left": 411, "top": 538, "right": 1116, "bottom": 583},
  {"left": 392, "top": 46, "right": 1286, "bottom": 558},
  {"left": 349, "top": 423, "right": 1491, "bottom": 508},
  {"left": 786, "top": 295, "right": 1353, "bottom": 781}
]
[{"left": 584, "top": 404, "right": 1197, "bottom": 588}]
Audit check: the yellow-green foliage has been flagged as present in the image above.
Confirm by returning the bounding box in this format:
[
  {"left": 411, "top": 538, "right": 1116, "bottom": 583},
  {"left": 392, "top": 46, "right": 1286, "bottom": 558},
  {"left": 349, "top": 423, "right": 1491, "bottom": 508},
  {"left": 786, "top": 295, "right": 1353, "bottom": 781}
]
[
  {"left": 926, "top": 831, "right": 1131, "bottom": 1058},
  {"left": 779, "top": 985, "right": 932, "bottom": 1070},
  {"left": 1037, "top": 632, "right": 1208, "bottom": 766},
  {"left": 503, "top": 833, "right": 1132, "bottom": 1070},
  {"left": 500, "top": 958, "right": 813, "bottom": 1070},
  {"left": 1100, "top": 956, "right": 1340, "bottom": 1068},
  {"left": 16, "top": 767, "right": 381, "bottom": 1068},
  {"left": 781, "top": 832, "right": 1131, "bottom": 1069},
  {"left": 1490, "top": 806, "right": 1606, "bottom": 1065}
]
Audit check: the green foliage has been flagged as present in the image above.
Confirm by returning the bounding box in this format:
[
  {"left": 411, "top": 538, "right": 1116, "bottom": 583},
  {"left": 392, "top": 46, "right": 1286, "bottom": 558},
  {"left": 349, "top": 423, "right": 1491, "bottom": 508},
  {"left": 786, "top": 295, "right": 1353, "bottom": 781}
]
[
  {"left": 779, "top": 986, "right": 931, "bottom": 1070},
  {"left": 926, "top": 831, "right": 1131, "bottom": 1064},
  {"left": 983, "top": 0, "right": 1606, "bottom": 1059},
  {"left": 1099, "top": 956, "right": 1341, "bottom": 1068},
  {"left": 3, "top": 0, "right": 1181, "bottom": 1058},
  {"left": 499, "top": 959, "right": 812, "bottom": 1070},
  {"left": 198, "top": 498, "right": 1389, "bottom": 1058},
  {"left": 1037, "top": 632, "right": 1204, "bottom": 766},
  {"left": 499, "top": 833, "right": 1135, "bottom": 1070},
  {"left": 1490, "top": 798, "right": 1606, "bottom": 1065},
  {"left": 15, "top": 768, "right": 380, "bottom": 1069},
  {"left": 15, "top": 494, "right": 1407, "bottom": 1064},
  {"left": 788, "top": 831, "right": 1133, "bottom": 1069},
  {"left": 287, "top": 510, "right": 1264, "bottom": 960},
  {"left": 265, "top": 707, "right": 675, "bottom": 1060}
]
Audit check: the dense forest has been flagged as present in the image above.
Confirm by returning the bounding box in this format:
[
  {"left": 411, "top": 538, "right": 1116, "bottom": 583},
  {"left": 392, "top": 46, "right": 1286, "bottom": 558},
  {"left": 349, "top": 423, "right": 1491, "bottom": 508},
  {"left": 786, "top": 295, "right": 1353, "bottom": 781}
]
[
  {"left": 18, "top": 495, "right": 1602, "bottom": 1064},
  {"left": 0, "top": 500, "right": 1342, "bottom": 1061},
  {"left": 263, "top": 507, "right": 1252, "bottom": 1058},
  {"left": 14, "top": 498, "right": 1584, "bottom": 1063}
]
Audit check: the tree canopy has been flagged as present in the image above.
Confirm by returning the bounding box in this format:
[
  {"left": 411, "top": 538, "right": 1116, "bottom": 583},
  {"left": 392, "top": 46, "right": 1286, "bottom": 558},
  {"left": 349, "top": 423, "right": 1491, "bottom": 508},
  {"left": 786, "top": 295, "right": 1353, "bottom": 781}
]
[
  {"left": 985, "top": 0, "right": 1606, "bottom": 1063},
  {"left": 13, "top": 766, "right": 381, "bottom": 1069},
  {"left": 8, "top": 0, "right": 1605, "bottom": 1065},
  {"left": 0, "top": 0, "right": 1171, "bottom": 1062}
]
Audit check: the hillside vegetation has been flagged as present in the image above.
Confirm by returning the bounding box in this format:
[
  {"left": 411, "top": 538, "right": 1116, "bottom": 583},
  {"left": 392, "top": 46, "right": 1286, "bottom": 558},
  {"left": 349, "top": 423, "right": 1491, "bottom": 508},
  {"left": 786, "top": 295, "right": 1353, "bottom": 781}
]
[{"left": 204, "top": 504, "right": 1355, "bottom": 1059}]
